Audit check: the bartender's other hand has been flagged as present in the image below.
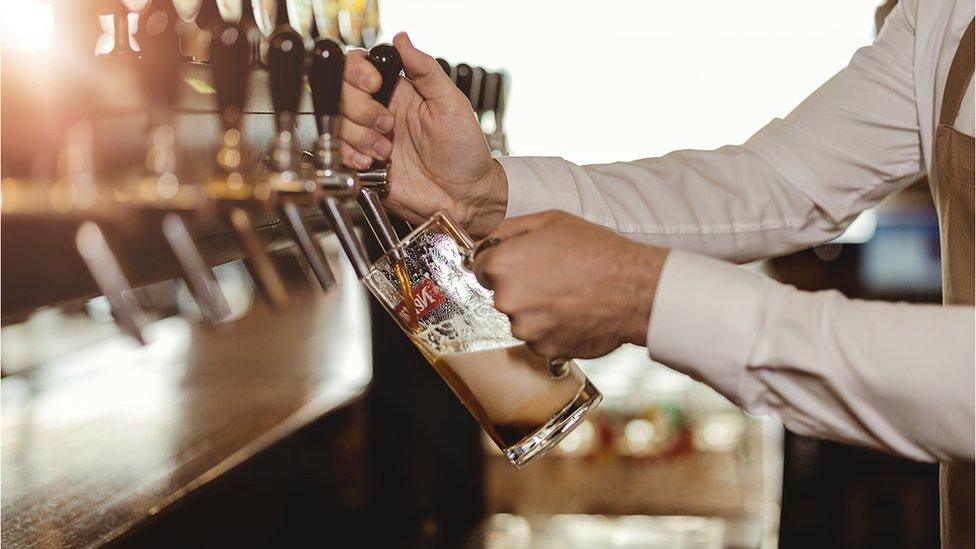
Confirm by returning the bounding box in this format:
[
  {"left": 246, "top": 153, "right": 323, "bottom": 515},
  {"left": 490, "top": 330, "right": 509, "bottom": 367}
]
[
  {"left": 340, "top": 32, "right": 507, "bottom": 238},
  {"left": 472, "top": 211, "right": 668, "bottom": 359}
]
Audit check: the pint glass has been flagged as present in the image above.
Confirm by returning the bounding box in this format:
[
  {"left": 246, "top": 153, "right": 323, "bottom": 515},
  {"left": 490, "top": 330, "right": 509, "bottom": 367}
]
[{"left": 363, "top": 212, "right": 602, "bottom": 467}]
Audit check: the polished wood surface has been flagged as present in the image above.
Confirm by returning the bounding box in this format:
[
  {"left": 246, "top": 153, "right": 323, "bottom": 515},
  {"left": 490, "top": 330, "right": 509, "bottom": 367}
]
[{"left": 1, "top": 262, "right": 372, "bottom": 549}]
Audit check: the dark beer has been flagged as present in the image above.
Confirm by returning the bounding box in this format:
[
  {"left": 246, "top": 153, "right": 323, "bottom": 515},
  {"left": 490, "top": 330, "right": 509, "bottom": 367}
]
[{"left": 431, "top": 344, "right": 587, "bottom": 448}]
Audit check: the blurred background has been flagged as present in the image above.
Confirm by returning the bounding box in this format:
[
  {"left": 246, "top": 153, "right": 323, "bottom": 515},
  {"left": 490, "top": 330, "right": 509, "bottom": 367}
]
[{"left": 1, "top": 1, "right": 941, "bottom": 548}]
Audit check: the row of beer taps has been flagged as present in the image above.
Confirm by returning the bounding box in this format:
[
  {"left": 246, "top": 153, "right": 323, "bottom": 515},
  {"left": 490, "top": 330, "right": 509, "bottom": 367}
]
[
  {"left": 435, "top": 58, "right": 509, "bottom": 157},
  {"left": 4, "top": 0, "right": 511, "bottom": 344}
]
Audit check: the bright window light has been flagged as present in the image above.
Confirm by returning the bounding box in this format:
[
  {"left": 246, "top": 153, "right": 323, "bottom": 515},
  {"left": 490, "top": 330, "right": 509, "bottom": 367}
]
[
  {"left": 1, "top": 0, "right": 55, "bottom": 52},
  {"left": 380, "top": 1, "right": 879, "bottom": 164}
]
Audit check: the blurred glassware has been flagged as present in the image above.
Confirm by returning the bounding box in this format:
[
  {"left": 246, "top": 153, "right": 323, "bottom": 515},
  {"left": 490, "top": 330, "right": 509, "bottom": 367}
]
[
  {"left": 216, "top": 0, "right": 243, "bottom": 22},
  {"left": 286, "top": 0, "right": 314, "bottom": 41},
  {"left": 336, "top": 0, "right": 364, "bottom": 47},
  {"left": 251, "top": 0, "right": 276, "bottom": 36},
  {"left": 477, "top": 514, "right": 726, "bottom": 549},
  {"left": 311, "top": 0, "right": 341, "bottom": 40},
  {"left": 173, "top": 0, "right": 203, "bottom": 21}
]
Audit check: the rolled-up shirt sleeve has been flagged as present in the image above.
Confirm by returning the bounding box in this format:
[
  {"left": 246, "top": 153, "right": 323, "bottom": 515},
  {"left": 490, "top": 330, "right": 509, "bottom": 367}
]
[
  {"left": 498, "top": 0, "right": 923, "bottom": 264},
  {"left": 648, "top": 250, "right": 975, "bottom": 463}
]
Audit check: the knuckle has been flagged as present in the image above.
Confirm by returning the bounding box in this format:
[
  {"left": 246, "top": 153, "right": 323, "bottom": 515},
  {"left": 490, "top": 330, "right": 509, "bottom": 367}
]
[
  {"left": 511, "top": 319, "right": 542, "bottom": 342},
  {"left": 491, "top": 287, "right": 515, "bottom": 312},
  {"left": 510, "top": 319, "right": 532, "bottom": 341},
  {"left": 526, "top": 340, "right": 559, "bottom": 359}
]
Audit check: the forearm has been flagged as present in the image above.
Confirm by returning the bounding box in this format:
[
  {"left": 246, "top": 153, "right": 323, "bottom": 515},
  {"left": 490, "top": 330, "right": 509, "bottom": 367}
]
[
  {"left": 496, "top": 0, "right": 923, "bottom": 261},
  {"left": 500, "top": 147, "right": 869, "bottom": 263},
  {"left": 648, "top": 251, "right": 976, "bottom": 463}
]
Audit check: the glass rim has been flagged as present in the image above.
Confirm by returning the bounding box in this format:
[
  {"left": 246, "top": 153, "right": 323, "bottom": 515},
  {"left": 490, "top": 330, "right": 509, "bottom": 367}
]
[{"left": 367, "top": 210, "right": 474, "bottom": 273}]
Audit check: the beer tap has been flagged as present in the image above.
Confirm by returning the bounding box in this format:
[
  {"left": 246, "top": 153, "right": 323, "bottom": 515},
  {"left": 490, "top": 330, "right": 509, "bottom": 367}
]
[
  {"left": 142, "top": 0, "right": 195, "bottom": 61},
  {"left": 266, "top": 25, "right": 337, "bottom": 290},
  {"left": 435, "top": 57, "right": 453, "bottom": 85},
  {"left": 239, "top": 0, "right": 263, "bottom": 65},
  {"left": 485, "top": 71, "right": 508, "bottom": 156},
  {"left": 469, "top": 65, "right": 487, "bottom": 113},
  {"left": 454, "top": 62, "right": 473, "bottom": 105},
  {"left": 135, "top": 0, "right": 232, "bottom": 326},
  {"left": 208, "top": 21, "right": 290, "bottom": 307},
  {"left": 356, "top": 44, "right": 404, "bottom": 263},
  {"left": 308, "top": 37, "right": 370, "bottom": 278},
  {"left": 194, "top": 0, "right": 223, "bottom": 31},
  {"left": 69, "top": 123, "right": 151, "bottom": 344},
  {"left": 48, "top": 1, "right": 150, "bottom": 342}
]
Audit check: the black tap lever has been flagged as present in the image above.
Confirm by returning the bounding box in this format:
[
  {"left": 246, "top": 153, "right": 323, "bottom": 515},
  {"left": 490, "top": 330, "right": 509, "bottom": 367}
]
[
  {"left": 356, "top": 43, "right": 405, "bottom": 262},
  {"left": 470, "top": 66, "right": 487, "bottom": 113},
  {"left": 454, "top": 63, "right": 473, "bottom": 102},
  {"left": 486, "top": 71, "right": 508, "bottom": 155}
]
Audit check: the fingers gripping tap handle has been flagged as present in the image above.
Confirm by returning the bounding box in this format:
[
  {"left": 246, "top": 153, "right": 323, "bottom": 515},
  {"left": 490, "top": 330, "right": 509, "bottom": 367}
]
[
  {"left": 366, "top": 44, "right": 402, "bottom": 107},
  {"left": 356, "top": 43, "right": 405, "bottom": 261}
]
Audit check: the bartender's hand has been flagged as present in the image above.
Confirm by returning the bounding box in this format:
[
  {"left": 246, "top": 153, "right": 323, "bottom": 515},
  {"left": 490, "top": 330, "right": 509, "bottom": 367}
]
[
  {"left": 340, "top": 32, "right": 508, "bottom": 238},
  {"left": 471, "top": 211, "right": 669, "bottom": 359}
]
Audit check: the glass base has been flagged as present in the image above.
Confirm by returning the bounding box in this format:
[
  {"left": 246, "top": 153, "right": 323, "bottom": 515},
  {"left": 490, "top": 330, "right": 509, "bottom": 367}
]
[{"left": 502, "top": 379, "right": 603, "bottom": 468}]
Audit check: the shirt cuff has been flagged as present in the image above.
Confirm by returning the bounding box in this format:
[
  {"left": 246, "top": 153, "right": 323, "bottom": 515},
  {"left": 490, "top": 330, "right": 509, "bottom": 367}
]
[
  {"left": 646, "top": 250, "right": 772, "bottom": 405},
  {"left": 496, "top": 156, "right": 584, "bottom": 219}
]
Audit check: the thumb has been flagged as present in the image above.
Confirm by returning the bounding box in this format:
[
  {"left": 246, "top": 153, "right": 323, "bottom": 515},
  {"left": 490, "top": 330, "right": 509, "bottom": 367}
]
[{"left": 393, "top": 32, "right": 456, "bottom": 106}]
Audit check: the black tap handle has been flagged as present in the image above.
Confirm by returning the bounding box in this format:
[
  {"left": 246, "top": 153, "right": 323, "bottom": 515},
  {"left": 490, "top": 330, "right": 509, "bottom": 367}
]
[
  {"left": 210, "top": 23, "right": 250, "bottom": 127},
  {"left": 435, "top": 57, "right": 452, "bottom": 82},
  {"left": 480, "top": 71, "right": 497, "bottom": 113},
  {"left": 196, "top": 0, "right": 223, "bottom": 31},
  {"left": 366, "top": 44, "right": 402, "bottom": 107},
  {"left": 471, "top": 66, "right": 487, "bottom": 113},
  {"left": 267, "top": 27, "right": 306, "bottom": 117},
  {"left": 454, "top": 63, "right": 473, "bottom": 100},
  {"left": 135, "top": 0, "right": 182, "bottom": 109},
  {"left": 309, "top": 37, "right": 345, "bottom": 118}
]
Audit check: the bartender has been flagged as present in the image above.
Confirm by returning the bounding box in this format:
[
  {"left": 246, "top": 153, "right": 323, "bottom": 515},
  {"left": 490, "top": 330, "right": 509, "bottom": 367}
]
[{"left": 338, "top": 1, "right": 975, "bottom": 545}]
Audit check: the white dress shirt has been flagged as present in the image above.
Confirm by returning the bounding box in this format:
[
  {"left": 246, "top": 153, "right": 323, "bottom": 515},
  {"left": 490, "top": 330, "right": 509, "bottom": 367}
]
[{"left": 497, "top": 0, "right": 975, "bottom": 463}]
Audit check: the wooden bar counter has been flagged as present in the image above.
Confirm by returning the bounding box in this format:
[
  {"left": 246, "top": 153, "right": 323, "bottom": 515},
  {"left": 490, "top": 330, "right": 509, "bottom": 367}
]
[{"left": 1, "top": 259, "right": 372, "bottom": 548}]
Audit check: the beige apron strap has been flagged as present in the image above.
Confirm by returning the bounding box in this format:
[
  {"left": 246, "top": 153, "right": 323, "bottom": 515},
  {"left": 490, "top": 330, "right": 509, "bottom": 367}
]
[{"left": 939, "top": 19, "right": 975, "bottom": 127}]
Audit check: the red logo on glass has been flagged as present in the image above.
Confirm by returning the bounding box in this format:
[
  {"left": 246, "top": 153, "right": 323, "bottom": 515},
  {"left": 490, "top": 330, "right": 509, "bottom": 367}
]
[{"left": 395, "top": 278, "right": 446, "bottom": 325}]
